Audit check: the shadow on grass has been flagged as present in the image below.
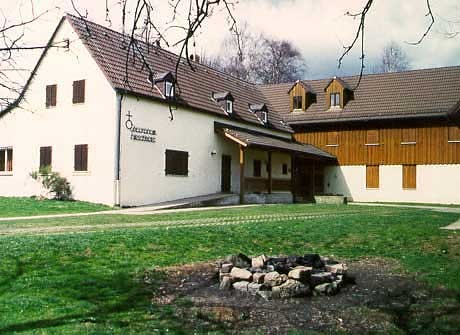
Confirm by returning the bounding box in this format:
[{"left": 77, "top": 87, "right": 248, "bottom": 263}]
[
  {"left": 0, "top": 258, "right": 25, "bottom": 294},
  {"left": 0, "top": 268, "right": 189, "bottom": 334}
]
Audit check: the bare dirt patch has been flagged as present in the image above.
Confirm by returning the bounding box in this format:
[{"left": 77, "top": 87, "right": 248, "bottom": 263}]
[{"left": 149, "top": 257, "right": 460, "bottom": 334}]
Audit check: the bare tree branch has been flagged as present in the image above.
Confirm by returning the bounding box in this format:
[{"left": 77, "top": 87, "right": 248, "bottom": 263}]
[
  {"left": 338, "top": 0, "right": 374, "bottom": 89},
  {"left": 406, "top": 0, "right": 435, "bottom": 45}
]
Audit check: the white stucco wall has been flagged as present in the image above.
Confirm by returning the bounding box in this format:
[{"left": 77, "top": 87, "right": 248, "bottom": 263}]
[
  {"left": 118, "top": 95, "right": 292, "bottom": 206},
  {"left": 324, "top": 164, "right": 460, "bottom": 204},
  {"left": 0, "top": 20, "right": 117, "bottom": 205}
]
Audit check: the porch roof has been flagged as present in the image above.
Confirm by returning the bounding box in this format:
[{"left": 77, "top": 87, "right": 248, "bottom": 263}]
[{"left": 218, "top": 127, "right": 336, "bottom": 160}]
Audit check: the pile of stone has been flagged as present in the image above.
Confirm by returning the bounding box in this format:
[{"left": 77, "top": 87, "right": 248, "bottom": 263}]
[{"left": 217, "top": 253, "right": 354, "bottom": 300}]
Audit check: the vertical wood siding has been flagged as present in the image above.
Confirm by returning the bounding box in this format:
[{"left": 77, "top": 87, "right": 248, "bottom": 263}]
[{"left": 294, "top": 125, "right": 460, "bottom": 165}]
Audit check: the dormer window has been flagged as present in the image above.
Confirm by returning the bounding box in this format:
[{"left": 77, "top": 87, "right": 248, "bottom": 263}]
[
  {"left": 330, "top": 93, "right": 340, "bottom": 107},
  {"left": 152, "top": 71, "right": 176, "bottom": 99},
  {"left": 226, "top": 100, "right": 233, "bottom": 114},
  {"left": 325, "top": 76, "right": 353, "bottom": 110},
  {"left": 288, "top": 80, "right": 316, "bottom": 112},
  {"left": 249, "top": 103, "right": 268, "bottom": 125},
  {"left": 212, "top": 91, "right": 234, "bottom": 116},
  {"left": 165, "top": 81, "right": 174, "bottom": 98},
  {"left": 293, "top": 96, "right": 302, "bottom": 110},
  {"left": 261, "top": 110, "right": 268, "bottom": 123}
]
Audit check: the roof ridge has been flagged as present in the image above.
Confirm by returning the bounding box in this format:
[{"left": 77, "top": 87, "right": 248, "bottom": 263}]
[
  {"left": 258, "top": 64, "right": 460, "bottom": 89},
  {"left": 64, "top": 13, "right": 259, "bottom": 88}
]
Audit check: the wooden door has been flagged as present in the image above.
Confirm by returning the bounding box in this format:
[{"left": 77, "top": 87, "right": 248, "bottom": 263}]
[{"left": 221, "top": 155, "right": 232, "bottom": 192}]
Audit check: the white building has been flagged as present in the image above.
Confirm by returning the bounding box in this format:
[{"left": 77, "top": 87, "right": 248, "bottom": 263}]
[
  {"left": 0, "top": 15, "right": 333, "bottom": 206},
  {"left": 1, "top": 15, "right": 459, "bottom": 206}
]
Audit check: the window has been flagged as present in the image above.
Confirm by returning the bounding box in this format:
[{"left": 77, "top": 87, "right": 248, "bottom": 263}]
[
  {"left": 0, "top": 148, "right": 13, "bottom": 172},
  {"left": 39, "top": 146, "right": 52, "bottom": 169},
  {"left": 74, "top": 144, "right": 88, "bottom": 171},
  {"left": 72, "top": 80, "right": 85, "bottom": 103},
  {"left": 366, "top": 129, "right": 379, "bottom": 145},
  {"left": 330, "top": 93, "right": 340, "bottom": 107},
  {"left": 165, "top": 149, "right": 188, "bottom": 176},
  {"left": 402, "top": 165, "right": 416, "bottom": 189},
  {"left": 46, "top": 84, "right": 57, "bottom": 107},
  {"left": 260, "top": 111, "right": 268, "bottom": 123},
  {"left": 366, "top": 165, "right": 379, "bottom": 189},
  {"left": 165, "top": 81, "right": 174, "bottom": 98},
  {"left": 401, "top": 128, "right": 416, "bottom": 144},
  {"left": 226, "top": 100, "right": 233, "bottom": 114},
  {"left": 293, "top": 96, "right": 302, "bottom": 110},
  {"left": 448, "top": 126, "right": 460, "bottom": 142},
  {"left": 282, "top": 163, "right": 288, "bottom": 175},
  {"left": 326, "top": 131, "right": 339, "bottom": 146},
  {"left": 253, "top": 160, "right": 262, "bottom": 177}
]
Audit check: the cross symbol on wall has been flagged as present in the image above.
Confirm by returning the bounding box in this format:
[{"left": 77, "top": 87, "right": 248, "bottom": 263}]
[{"left": 126, "top": 111, "right": 133, "bottom": 120}]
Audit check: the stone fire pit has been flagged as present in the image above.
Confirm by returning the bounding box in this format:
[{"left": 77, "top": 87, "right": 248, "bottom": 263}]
[{"left": 217, "top": 253, "right": 354, "bottom": 300}]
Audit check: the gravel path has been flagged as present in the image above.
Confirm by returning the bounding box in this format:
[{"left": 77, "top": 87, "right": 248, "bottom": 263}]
[{"left": 0, "top": 212, "right": 360, "bottom": 236}]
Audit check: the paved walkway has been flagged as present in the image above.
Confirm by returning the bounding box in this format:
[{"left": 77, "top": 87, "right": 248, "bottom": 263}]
[
  {"left": 350, "top": 202, "right": 460, "bottom": 214},
  {"left": 351, "top": 203, "right": 460, "bottom": 230}
]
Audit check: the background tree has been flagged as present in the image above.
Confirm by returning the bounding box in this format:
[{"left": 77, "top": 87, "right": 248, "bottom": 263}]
[
  {"left": 374, "top": 41, "right": 411, "bottom": 73},
  {"left": 207, "top": 24, "right": 307, "bottom": 84}
]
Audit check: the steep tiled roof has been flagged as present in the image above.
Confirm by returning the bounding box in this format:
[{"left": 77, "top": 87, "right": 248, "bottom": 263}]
[
  {"left": 259, "top": 66, "right": 460, "bottom": 125},
  {"left": 66, "top": 14, "right": 291, "bottom": 133}
]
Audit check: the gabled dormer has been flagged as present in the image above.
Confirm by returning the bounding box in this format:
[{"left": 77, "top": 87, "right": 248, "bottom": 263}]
[
  {"left": 324, "top": 76, "right": 354, "bottom": 109},
  {"left": 212, "top": 91, "right": 234, "bottom": 115},
  {"left": 151, "top": 71, "right": 176, "bottom": 99},
  {"left": 249, "top": 103, "right": 268, "bottom": 125},
  {"left": 288, "top": 80, "right": 316, "bottom": 112}
]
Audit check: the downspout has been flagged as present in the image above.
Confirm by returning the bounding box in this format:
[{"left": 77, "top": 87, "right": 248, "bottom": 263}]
[{"left": 115, "top": 92, "right": 124, "bottom": 207}]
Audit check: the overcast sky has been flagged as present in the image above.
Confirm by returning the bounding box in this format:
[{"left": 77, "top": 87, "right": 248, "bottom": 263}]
[{"left": 2, "top": 0, "right": 460, "bottom": 81}]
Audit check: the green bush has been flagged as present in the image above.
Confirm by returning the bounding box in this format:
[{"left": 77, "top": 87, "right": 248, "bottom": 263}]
[{"left": 30, "top": 166, "right": 73, "bottom": 201}]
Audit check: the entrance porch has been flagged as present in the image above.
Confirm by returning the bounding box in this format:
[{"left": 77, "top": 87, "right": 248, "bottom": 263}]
[{"left": 216, "top": 125, "right": 336, "bottom": 204}]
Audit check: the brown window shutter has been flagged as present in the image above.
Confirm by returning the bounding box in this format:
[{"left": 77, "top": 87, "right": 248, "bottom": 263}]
[
  {"left": 6, "top": 148, "right": 13, "bottom": 171},
  {"left": 81, "top": 144, "right": 88, "bottom": 171},
  {"left": 165, "top": 150, "right": 188, "bottom": 176},
  {"left": 40, "top": 147, "right": 45, "bottom": 168},
  {"left": 366, "top": 130, "right": 379, "bottom": 144},
  {"left": 0, "top": 149, "right": 5, "bottom": 171},
  {"left": 40, "top": 146, "right": 52, "bottom": 169},
  {"left": 402, "top": 128, "right": 416, "bottom": 143},
  {"left": 74, "top": 145, "right": 81, "bottom": 170},
  {"left": 51, "top": 85, "right": 57, "bottom": 106},
  {"left": 402, "top": 165, "right": 416, "bottom": 189},
  {"left": 327, "top": 131, "right": 339, "bottom": 145},
  {"left": 46, "top": 86, "right": 51, "bottom": 107},
  {"left": 448, "top": 126, "right": 460, "bottom": 142},
  {"left": 46, "top": 85, "right": 57, "bottom": 107},
  {"left": 366, "top": 165, "right": 379, "bottom": 188},
  {"left": 73, "top": 80, "right": 85, "bottom": 103},
  {"left": 47, "top": 147, "right": 52, "bottom": 167}
]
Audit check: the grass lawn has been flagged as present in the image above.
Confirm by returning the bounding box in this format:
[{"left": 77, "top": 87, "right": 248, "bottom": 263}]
[
  {"left": 0, "top": 197, "right": 113, "bottom": 218},
  {"left": 0, "top": 204, "right": 459, "bottom": 334}
]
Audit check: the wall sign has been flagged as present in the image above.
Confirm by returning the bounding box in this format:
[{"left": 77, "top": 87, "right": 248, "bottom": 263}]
[{"left": 125, "top": 111, "right": 157, "bottom": 143}]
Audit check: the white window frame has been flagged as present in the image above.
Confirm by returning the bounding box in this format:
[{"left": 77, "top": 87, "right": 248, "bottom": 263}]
[
  {"left": 0, "top": 147, "right": 13, "bottom": 174},
  {"left": 226, "top": 100, "right": 233, "bottom": 114},
  {"left": 165, "top": 81, "right": 174, "bottom": 98},
  {"left": 261, "top": 111, "right": 268, "bottom": 123},
  {"left": 330, "top": 93, "right": 340, "bottom": 107}
]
